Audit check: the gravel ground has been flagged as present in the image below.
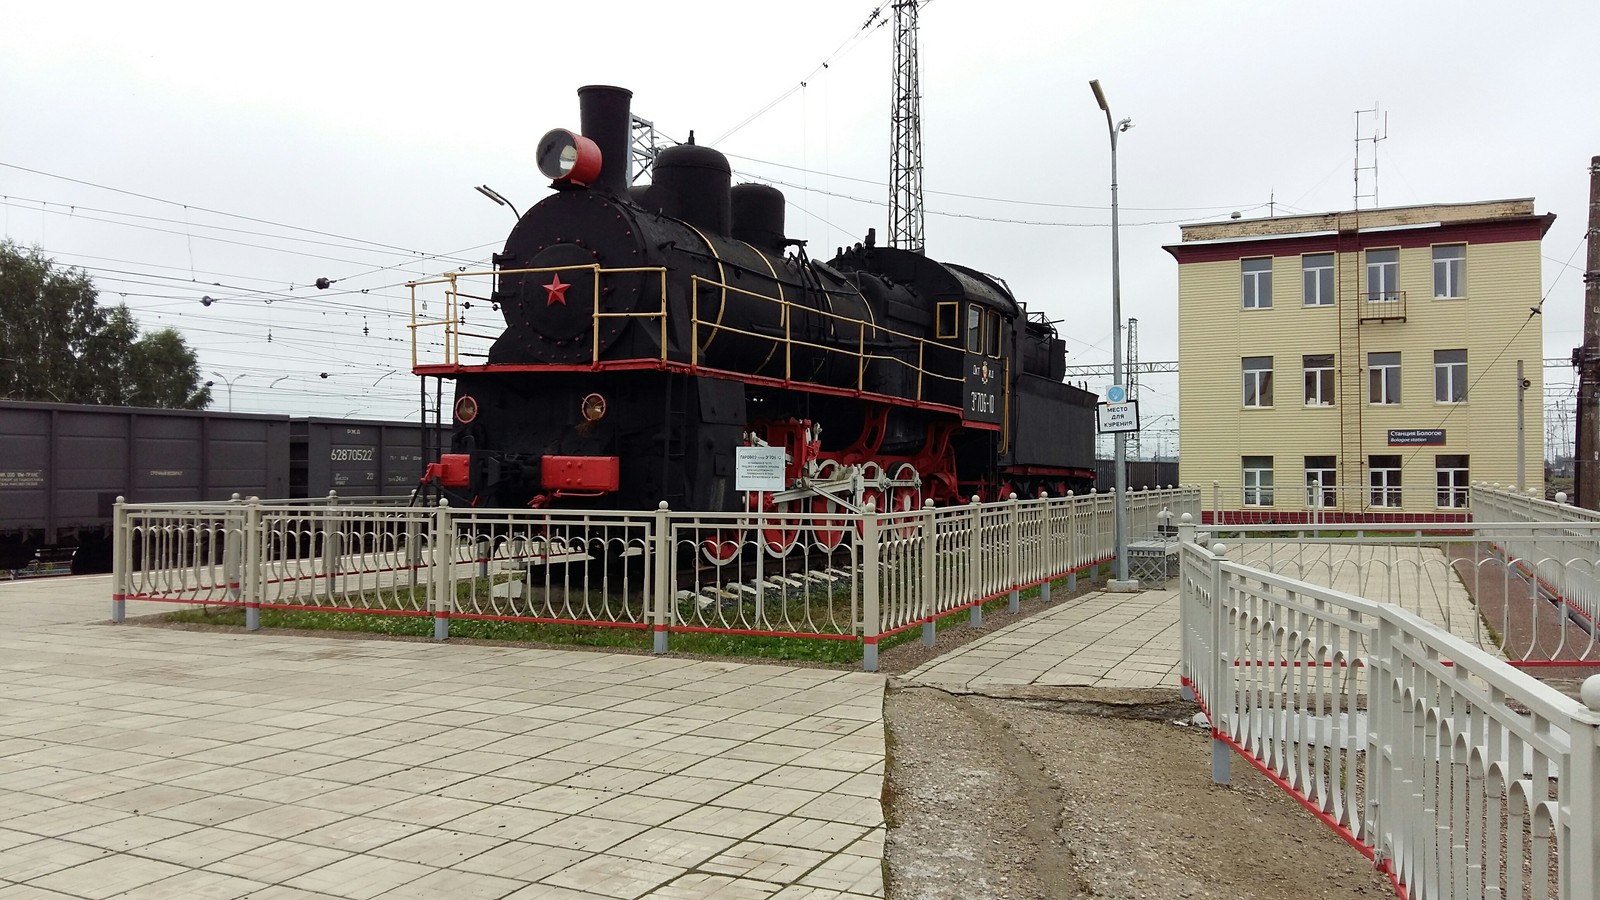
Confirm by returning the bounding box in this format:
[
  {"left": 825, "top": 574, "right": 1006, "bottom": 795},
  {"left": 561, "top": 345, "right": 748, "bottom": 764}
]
[{"left": 883, "top": 684, "right": 1397, "bottom": 900}]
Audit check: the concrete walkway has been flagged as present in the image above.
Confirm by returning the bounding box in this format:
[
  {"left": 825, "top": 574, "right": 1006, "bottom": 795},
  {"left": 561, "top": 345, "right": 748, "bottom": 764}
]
[
  {"left": 904, "top": 589, "right": 1184, "bottom": 691},
  {"left": 0, "top": 580, "right": 885, "bottom": 900}
]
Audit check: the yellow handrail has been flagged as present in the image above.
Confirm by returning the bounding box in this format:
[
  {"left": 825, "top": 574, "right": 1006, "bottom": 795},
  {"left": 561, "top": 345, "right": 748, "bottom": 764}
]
[{"left": 407, "top": 266, "right": 982, "bottom": 409}]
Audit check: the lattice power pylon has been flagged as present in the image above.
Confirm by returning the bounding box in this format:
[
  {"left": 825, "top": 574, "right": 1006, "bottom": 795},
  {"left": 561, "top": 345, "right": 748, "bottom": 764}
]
[{"left": 888, "top": 0, "right": 924, "bottom": 253}]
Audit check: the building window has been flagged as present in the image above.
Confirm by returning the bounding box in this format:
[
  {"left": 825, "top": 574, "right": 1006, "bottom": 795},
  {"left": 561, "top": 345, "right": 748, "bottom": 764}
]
[
  {"left": 1242, "top": 257, "right": 1273, "bottom": 309},
  {"left": 1366, "top": 248, "right": 1399, "bottom": 301},
  {"left": 1243, "top": 456, "right": 1274, "bottom": 506},
  {"left": 1433, "top": 245, "right": 1465, "bottom": 298},
  {"left": 1436, "top": 454, "right": 1469, "bottom": 508},
  {"left": 966, "top": 305, "right": 982, "bottom": 353},
  {"left": 1434, "top": 349, "right": 1467, "bottom": 403},
  {"left": 1305, "top": 456, "right": 1337, "bottom": 509},
  {"left": 1302, "top": 253, "right": 1334, "bottom": 306},
  {"left": 1369, "top": 454, "right": 1402, "bottom": 508},
  {"left": 1368, "top": 352, "right": 1400, "bottom": 404},
  {"left": 1243, "top": 356, "right": 1273, "bottom": 408},
  {"left": 1303, "top": 354, "right": 1335, "bottom": 406}
]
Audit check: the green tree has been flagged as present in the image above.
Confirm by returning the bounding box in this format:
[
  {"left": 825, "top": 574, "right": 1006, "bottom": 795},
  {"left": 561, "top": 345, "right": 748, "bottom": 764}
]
[{"left": 0, "top": 240, "right": 212, "bottom": 409}]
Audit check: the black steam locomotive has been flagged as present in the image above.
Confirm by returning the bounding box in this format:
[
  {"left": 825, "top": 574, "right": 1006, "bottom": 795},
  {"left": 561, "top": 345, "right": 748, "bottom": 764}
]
[{"left": 421, "top": 85, "right": 1096, "bottom": 553}]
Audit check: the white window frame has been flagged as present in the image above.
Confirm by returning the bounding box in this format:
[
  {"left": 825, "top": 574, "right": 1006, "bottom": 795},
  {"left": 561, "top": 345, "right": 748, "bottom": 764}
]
[
  {"left": 1432, "top": 244, "right": 1466, "bottom": 299},
  {"left": 1242, "top": 356, "right": 1274, "bottom": 408},
  {"left": 1305, "top": 456, "right": 1337, "bottom": 509},
  {"left": 1242, "top": 257, "right": 1273, "bottom": 309},
  {"left": 1303, "top": 354, "right": 1335, "bottom": 406},
  {"left": 1435, "top": 455, "right": 1469, "bottom": 509},
  {"left": 1368, "top": 351, "right": 1400, "bottom": 405},
  {"left": 1366, "top": 248, "right": 1399, "bottom": 302},
  {"left": 1243, "top": 456, "right": 1274, "bottom": 506},
  {"left": 1434, "top": 349, "right": 1467, "bottom": 403},
  {"left": 1302, "top": 253, "right": 1334, "bottom": 306},
  {"left": 1369, "top": 455, "right": 1402, "bottom": 508}
]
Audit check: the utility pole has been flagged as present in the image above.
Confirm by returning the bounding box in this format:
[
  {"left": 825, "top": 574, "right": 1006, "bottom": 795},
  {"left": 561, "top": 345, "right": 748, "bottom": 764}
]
[
  {"left": 1577, "top": 156, "right": 1600, "bottom": 509},
  {"left": 888, "top": 0, "right": 924, "bottom": 253}
]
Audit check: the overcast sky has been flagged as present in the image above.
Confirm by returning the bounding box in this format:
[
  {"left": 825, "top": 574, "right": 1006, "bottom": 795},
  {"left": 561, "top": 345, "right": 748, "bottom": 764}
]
[{"left": 2, "top": 0, "right": 1594, "bottom": 458}]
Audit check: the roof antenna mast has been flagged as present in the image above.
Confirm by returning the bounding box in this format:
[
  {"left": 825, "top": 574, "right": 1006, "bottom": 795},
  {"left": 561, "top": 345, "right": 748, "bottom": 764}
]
[
  {"left": 888, "top": 0, "right": 925, "bottom": 253},
  {"left": 1353, "top": 103, "right": 1387, "bottom": 210}
]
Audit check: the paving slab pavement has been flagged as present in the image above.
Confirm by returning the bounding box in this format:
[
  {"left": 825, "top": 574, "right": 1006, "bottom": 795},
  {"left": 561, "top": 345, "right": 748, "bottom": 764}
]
[
  {"left": 903, "top": 589, "right": 1184, "bottom": 691},
  {"left": 0, "top": 578, "right": 886, "bottom": 900}
]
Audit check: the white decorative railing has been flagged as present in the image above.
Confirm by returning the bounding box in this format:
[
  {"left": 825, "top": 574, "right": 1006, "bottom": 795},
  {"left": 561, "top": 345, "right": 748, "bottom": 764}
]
[
  {"left": 1178, "top": 517, "right": 1600, "bottom": 900},
  {"left": 113, "top": 486, "right": 1201, "bottom": 669}
]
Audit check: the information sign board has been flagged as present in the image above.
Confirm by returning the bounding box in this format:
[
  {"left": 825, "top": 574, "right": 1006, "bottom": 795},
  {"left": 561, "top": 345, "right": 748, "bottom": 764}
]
[
  {"left": 1096, "top": 400, "right": 1140, "bottom": 434},
  {"left": 735, "top": 446, "right": 787, "bottom": 492}
]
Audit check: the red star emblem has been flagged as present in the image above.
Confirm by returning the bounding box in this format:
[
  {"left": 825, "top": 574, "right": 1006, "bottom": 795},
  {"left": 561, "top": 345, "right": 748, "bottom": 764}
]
[{"left": 544, "top": 274, "right": 570, "bottom": 307}]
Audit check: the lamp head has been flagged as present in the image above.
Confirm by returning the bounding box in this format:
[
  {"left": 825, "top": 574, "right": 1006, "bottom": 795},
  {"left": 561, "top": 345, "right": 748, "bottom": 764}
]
[
  {"left": 1089, "top": 79, "right": 1108, "bottom": 111},
  {"left": 1117, "top": 118, "right": 1133, "bottom": 132}
]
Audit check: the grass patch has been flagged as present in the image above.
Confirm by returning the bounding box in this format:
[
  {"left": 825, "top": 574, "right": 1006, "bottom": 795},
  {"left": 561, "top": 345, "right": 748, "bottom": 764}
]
[{"left": 161, "top": 566, "right": 1097, "bottom": 667}]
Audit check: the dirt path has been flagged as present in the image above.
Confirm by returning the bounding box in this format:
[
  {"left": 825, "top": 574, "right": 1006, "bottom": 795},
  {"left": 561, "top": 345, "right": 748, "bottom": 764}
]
[{"left": 884, "top": 685, "right": 1396, "bottom": 899}]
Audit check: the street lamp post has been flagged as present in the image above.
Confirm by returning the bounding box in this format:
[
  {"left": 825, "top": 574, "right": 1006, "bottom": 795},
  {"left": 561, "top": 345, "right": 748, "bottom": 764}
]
[
  {"left": 207, "top": 371, "right": 246, "bottom": 412},
  {"left": 1090, "top": 79, "right": 1136, "bottom": 589}
]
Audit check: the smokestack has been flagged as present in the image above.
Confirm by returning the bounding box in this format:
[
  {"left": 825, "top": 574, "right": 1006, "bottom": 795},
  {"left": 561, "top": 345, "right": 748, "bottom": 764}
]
[{"left": 577, "top": 85, "right": 632, "bottom": 196}]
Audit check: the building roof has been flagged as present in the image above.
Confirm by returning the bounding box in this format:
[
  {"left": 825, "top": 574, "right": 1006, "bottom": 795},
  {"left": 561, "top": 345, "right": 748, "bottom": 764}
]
[{"left": 1162, "top": 198, "right": 1555, "bottom": 263}]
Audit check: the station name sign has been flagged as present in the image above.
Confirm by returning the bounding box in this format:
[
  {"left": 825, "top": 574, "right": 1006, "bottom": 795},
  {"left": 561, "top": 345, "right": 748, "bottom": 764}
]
[{"left": 1388, "top": 429, "right": 1445, "bottom": 446}]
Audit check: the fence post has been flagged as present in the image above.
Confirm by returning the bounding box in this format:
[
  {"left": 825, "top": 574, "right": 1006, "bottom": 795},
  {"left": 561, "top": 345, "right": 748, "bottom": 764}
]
[
  {"left": 862, "top": 499, "right": 881, "bottom": 672},
  {"left": 224, "top": 493, "right": 243, "bottom": 605},
  {"left": 1039, "top": 491, "right": 1053, "bottom": 603},
  {"left": 653, "top": 501, "right": 672, "bottom": 655},
  {"left": 244, "top": 498, "right": 262, "bottom": 631},
  {"left": 1208, "top": 541, "right": 1232, "bottom": 786},
  {"left": 1007, "top": 492, "right": 1021, "bottom": 614},
  {"left": 921, "top": 500, "right": 937, "bottom": 647},
  {"left": 1211, "top": 480, "right": 1221, "bottom": 526},
  {"left": 968, "top": 495, "right": 983, "bottom": 629},
  {"left": 111, "top": 496, "right": 129, "bottom": 623},
  {"left": 1177, "top": 514, "right": 1196, "bottom": 702},
  {"left": 1066, "top": 491, "right": 1079, "bottom": 593},
  {"left": 1568, "top": 676, "right": 1600, "bottom": 898},
  {"left": 321, "top": 490, "right": 340, "bottom": 601},
  {"left": 432, "top": 499, "right": 453, "bottom": 640}
]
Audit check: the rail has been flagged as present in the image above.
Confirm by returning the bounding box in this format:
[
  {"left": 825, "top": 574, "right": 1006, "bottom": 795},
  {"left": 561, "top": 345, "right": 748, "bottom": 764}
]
[
  {"left": 1177, "top": 517, "right": 1600, "bottom": 900},
  {"left": 112, "top": 486, "right": 1200, "bottom": 669}
]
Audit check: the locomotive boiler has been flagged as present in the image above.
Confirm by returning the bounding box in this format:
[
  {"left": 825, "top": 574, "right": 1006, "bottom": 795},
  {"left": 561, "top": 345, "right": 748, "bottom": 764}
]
[{"left": 419, "top": 85, "right": 1097, "bottom": 558}]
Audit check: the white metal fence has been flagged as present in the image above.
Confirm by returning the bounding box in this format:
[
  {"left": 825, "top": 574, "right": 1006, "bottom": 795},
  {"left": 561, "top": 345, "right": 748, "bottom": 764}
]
[
  {"left": 1178, "top": 517, "right": 1600, "bottom": 900},
  {"left": 1185, "top": 484, "right": 1600, "bottom": 664},
  {"left": 113, "top": 486, "right": 1201, "bottom": 669}
]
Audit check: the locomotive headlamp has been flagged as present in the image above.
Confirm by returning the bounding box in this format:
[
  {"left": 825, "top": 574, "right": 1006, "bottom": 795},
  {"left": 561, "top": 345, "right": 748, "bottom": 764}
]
[
  {"left": 537, "top": 129, "right": 603, "bottom": 186},
  {"left": 453, "top": 395, "right": 479, "bottom": 425},
  {"left": 580, "top": 392, "right": 607, "bottom": 423}
]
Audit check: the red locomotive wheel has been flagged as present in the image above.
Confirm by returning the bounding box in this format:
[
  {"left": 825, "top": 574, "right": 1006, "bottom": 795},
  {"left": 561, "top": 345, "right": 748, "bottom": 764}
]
[
  {"left": 701, "top": 531, "right": 744, "bottom": 565},
  {"left": 889, "top": 463, "right": 922, "bottom": 538},
  {"left": 757, "top": 496, "right": 801, "bottom": 558},
  {"left": 810, "top": 494, "right": 846, "bottom": 551}
]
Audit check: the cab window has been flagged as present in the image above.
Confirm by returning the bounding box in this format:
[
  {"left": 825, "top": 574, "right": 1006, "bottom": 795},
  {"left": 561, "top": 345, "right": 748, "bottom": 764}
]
[
  {"left": 966, "top": 305, "right": 983, "bottom": 353},
  {"left": 936, "top": 302, "right": 959, "bottom": 339},
  {"left": 986, "top": 311, "right": 1002, "bottom": 357}
]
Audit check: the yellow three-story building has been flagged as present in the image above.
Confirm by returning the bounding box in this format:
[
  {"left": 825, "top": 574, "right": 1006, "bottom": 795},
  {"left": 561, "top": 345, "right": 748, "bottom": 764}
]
[{"left": 1165, "top": 199, "right": 1554, "bottom": 523}]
